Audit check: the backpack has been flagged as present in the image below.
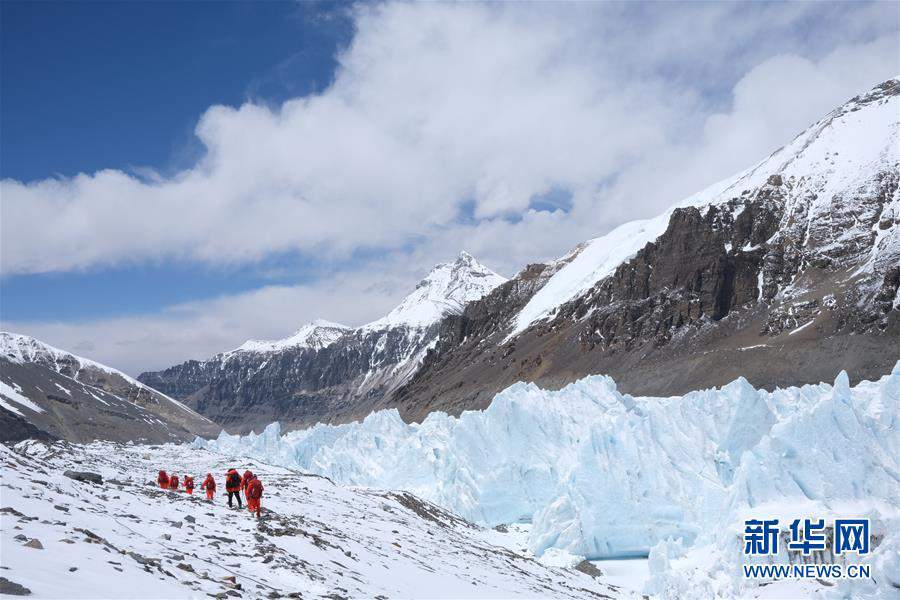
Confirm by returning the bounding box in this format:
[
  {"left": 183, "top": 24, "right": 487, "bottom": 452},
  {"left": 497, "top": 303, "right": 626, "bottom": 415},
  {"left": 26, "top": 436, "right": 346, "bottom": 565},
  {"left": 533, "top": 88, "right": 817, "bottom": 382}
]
[
  {"left": 248, "top": 480, "right": 262, "bottom": 500},
  {"left": 227, "top": 472, "right": 240, "bottom": 488}
]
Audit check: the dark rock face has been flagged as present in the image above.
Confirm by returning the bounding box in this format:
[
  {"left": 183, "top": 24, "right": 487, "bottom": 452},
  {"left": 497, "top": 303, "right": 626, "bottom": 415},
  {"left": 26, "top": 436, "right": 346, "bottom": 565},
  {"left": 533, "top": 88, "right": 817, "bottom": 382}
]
[
  {"left": 575, "top": 181, "right": 808, "bottom": 352},
  {"left": 137, "top": 360, "right": 215, "bottom": 400},
  {"left": 0, "top": 577, "right": 32, "bottom": 596},
  {"left": 0, "top": 410, "right": 58, "bottom": 444},
  {"left": 429, "top": 262, "right": 567, "bottom": 348},
  {"left": 141, "top": 326, "right": 441, "bottom": 433}
]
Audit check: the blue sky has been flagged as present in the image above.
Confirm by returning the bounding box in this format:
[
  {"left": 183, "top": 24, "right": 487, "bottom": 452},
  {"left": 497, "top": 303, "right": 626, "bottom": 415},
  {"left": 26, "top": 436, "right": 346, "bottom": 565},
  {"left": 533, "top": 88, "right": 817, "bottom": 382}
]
[
  {"left": 1, "top": 1, "right": 352, "bottom": 321},
  {"left": 1, "top": 1, "right": 351, "bottom": 181},
  {"left": 1, "top": 1, "right": 897, "bottom": 373}
]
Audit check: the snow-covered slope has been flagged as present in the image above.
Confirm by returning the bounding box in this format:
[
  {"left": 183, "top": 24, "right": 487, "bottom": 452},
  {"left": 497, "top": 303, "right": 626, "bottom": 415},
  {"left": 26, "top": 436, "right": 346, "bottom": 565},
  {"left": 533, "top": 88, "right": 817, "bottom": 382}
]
[
  {"left": 197, "top": 363, "right": 899, "bottom": 598},
  {"left": 1, "top": 332, "right": 217, "bottom": 443},
  {"left": 3, "top": 332, "right": 171, "bottom": 397},
  {"left": 510, "top": 77, "right": 900, "bottom": 337},
  {"left": 229, "top": 319, "right": 350, "bottom": 354},
  {"left": 0, "top": 440, "right": 630, "bottom": 599},
  {"left": 363, "top": 251, "right": 506, "bottom": 331}
]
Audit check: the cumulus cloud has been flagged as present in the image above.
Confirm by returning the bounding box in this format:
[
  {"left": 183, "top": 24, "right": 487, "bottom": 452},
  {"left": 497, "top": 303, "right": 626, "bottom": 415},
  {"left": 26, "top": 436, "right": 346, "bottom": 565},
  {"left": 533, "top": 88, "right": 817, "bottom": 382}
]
[
  {"left": 2, "top": 1, "right": 898, "bottom": 372},
  {"left": 597, "top": 36, "right": 900, "bottom": 223},
  {"left": 3, "top": 2, "right": 897, "bottom": 276},
  {"left": 1, "top": 3, "right": 651, "bottom": 273}
]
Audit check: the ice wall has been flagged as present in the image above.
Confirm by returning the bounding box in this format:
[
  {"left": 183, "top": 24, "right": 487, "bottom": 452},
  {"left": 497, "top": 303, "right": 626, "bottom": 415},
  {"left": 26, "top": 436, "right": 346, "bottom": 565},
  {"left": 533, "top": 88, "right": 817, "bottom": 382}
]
[
  {"left": 643, "top": 367, "right": 900, "bottom": 598},
  {"left": 196, "top": 364, "right": 899, "bottom": 581}
]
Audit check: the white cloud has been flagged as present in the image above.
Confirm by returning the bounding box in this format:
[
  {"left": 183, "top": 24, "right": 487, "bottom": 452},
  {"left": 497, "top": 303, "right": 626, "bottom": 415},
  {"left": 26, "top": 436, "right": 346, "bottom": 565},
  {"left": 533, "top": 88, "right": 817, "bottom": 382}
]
[
  {"left": 2, "top": 2, "right": 898, "bottom": 372},
  {"left": 597, "top": 36, "right": 900, "bottom": 223},
  {"left": 3, "top": 2, "right": 896, "bottom": 275}
]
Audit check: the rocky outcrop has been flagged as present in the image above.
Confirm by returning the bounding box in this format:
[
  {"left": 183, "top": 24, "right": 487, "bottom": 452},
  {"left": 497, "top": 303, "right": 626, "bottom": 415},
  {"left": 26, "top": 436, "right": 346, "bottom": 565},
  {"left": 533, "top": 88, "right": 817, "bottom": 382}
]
[{"left": 0, "top": 409, "right": 57, "bottom": 444}]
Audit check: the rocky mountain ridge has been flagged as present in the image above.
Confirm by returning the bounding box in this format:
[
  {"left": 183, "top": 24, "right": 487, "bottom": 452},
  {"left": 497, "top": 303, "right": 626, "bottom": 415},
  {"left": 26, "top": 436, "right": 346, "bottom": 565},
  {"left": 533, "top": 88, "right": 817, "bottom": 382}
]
[
  {"left": 0, "top": 332, "right": 218, "bottom": 443},
  {"left": 138, "top": 252, "right": 506, "bottom": 432}
]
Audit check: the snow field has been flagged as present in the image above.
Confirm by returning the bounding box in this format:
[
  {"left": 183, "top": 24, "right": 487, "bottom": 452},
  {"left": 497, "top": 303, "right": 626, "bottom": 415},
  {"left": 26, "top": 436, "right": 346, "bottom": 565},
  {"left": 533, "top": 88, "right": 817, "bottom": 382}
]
[{"left": 1, "top": 441, "right": 631, "bottom": 599}]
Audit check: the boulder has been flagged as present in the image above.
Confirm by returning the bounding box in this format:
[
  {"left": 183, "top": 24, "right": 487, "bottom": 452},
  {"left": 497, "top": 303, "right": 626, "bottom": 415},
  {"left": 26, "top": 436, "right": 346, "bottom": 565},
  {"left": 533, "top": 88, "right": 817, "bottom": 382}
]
[
  {"left": 63, "top": 471, "right": 103, "bottom": 485},
  {"left": 0, "top": 577, "right": 31, "bottom": 596}
]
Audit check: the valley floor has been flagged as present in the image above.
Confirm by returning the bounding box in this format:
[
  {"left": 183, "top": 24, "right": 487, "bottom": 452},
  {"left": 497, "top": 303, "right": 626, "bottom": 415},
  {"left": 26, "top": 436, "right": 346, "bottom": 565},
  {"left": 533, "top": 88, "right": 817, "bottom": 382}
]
[{"left": 0, "top": 440, "right": 632, "bottom": 599}]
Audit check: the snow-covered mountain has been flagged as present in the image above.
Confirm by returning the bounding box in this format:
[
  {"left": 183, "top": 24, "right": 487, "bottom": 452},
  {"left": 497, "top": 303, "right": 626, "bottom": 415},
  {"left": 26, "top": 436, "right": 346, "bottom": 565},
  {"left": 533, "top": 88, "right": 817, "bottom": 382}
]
[
  {"left": 0, "top": 332, "right": 218, "bottom": 443},
  {"left": 363, "top": 251, "right": 506, "bottom": 331},
  {"left": 511, "top": 76, "right": 899, "bottom": 337},
  {"left": 143, "top": 77, "right": 898, "bottom": 432},
  {"left": 139, "top": 252, "right": 506, "bottom": 432},
  {"left": 229, "top": 319, "right": 350, "bottom": 354},
  {"left": 392, "top": 76, "right": 900, "bottom": 421},
  {"left": 0, "top": 439, "right": 629, "bottom": 599}
]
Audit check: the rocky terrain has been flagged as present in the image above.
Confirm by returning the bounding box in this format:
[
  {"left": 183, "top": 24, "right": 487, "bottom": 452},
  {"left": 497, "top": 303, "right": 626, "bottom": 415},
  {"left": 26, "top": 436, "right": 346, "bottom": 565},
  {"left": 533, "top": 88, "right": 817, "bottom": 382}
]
[
  {"left": 139, "top": 252, "right": 505, "bottom": 432},
  {"left": 0, "top": 439, "right": 631, "bottom": 599},
  {"left": 0, "top": 332, "right": 218, "bottom": 444},
  {"left": 139, "top": 77, "right": 899, "bottom": 431}
]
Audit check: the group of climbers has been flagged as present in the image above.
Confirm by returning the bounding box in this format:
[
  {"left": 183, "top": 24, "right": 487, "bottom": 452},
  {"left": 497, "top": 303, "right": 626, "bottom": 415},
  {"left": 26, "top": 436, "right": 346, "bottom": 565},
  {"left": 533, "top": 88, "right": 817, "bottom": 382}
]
[
  {"left": 157, "top": 468, "right": 264, "bottom": 518},
  {"left": 157, "top": 471, "right": 195, "bottom": 494},
  {"left": 157, "top": 470, "right": 176, "bottom": 490}
]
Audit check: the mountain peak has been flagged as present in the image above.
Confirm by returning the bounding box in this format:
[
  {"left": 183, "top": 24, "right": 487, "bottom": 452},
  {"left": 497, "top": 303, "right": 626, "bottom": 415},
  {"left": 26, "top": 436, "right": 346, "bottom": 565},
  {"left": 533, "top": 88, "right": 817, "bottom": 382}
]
[
  {"left": 2, "top": 331, "right": 104, "bottom": 372},
  {"left": 364, "top": 253, "right": 506, "bottom": 331},
  {"left": 231, "top": 320, "right": 350, "bottom": 354}
]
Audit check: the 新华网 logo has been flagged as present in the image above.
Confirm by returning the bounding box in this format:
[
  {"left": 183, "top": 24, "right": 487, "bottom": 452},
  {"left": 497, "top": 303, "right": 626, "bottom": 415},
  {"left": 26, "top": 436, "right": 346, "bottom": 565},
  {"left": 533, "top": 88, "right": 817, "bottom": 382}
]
[{"left": 742, "top": 517, "right": 872, "bottom": 580}]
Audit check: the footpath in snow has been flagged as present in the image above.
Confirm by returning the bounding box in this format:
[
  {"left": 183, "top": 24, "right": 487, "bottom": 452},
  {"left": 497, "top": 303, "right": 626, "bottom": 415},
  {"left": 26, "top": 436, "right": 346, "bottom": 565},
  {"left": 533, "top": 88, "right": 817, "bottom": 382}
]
[{"left": 199, "top": 363, "right": 900, "bottom": 599}]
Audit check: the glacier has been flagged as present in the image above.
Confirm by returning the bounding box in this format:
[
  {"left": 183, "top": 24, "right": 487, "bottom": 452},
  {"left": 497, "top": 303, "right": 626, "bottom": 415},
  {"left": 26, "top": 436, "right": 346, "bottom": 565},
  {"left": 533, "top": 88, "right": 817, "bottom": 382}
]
[{"left": 196, "top": 363, "right": 900, "bottom": 596}]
